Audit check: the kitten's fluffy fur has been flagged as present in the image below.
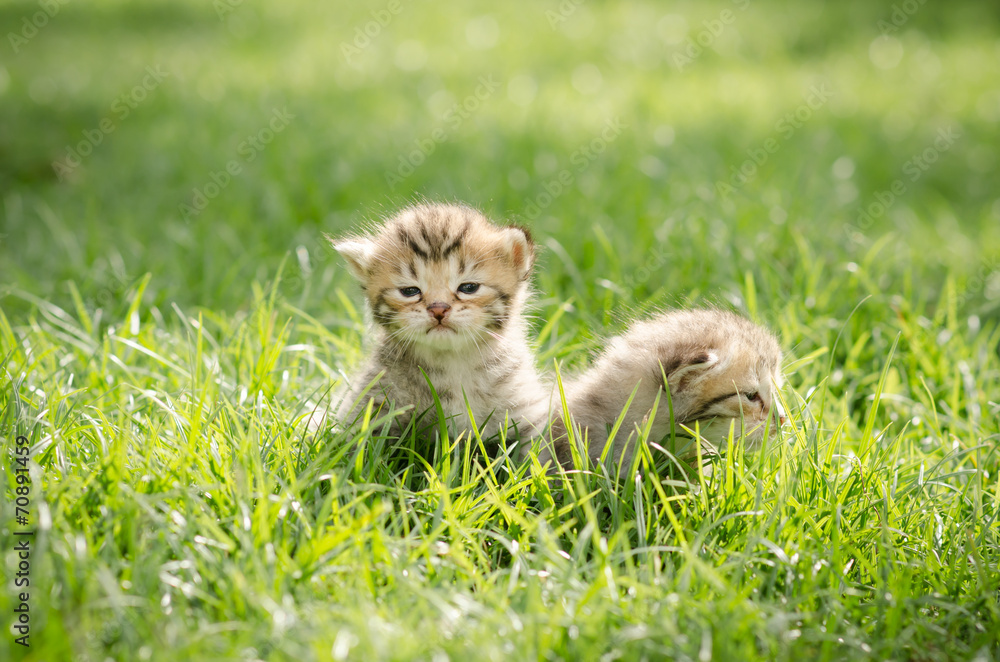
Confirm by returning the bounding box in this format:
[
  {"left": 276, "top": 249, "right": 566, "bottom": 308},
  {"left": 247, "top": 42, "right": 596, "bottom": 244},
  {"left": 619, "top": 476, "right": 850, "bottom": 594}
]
[
  {"left": 330, "top": 203, "right": 552, "bottom": 441},
  {"left": 543, "top": 309, "right": 785, "bottom": 472}
]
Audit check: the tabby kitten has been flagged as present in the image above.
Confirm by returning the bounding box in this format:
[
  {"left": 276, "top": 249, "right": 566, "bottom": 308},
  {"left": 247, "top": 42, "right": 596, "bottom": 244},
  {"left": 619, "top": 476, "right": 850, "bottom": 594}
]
[
  {"left": 329, "top": 203, "right": 552, "bottom": 441},
  {"left": 542, "top": 309, "right": 786, "bottom": 473}
]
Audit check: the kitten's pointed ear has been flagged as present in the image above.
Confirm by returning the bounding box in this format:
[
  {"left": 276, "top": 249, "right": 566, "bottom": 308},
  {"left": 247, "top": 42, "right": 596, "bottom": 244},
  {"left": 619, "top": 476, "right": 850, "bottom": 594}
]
[
  {"left": 328, "top": 235, "right": 375, "bottom": 281},
  {"left": 501, "top": 225, "right": 535, "bottom": 279},
  {"left": 666, "top": 350, "right": 719, "bottom": 392}
]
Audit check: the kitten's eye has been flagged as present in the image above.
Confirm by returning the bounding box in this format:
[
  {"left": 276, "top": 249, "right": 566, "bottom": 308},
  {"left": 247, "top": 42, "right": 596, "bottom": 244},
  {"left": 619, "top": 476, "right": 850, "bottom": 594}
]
[
  {"left": 399, "top": 287, "right": 421, "bottom": 298},
  {"left": 744, "top": 391, "right": 761, "bottom": 403},
  {"left": 457, "top": 282, "right": 480, "bottom": 295}
]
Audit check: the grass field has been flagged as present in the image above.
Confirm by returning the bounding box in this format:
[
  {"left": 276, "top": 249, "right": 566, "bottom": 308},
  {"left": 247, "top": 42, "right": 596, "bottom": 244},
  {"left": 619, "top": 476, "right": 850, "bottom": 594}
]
[{"left": 2, "top": 0, "right": 1000, "bottom": 659}]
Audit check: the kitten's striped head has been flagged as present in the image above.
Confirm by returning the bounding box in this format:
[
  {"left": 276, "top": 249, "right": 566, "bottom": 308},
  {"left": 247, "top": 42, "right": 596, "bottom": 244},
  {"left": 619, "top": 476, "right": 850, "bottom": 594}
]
[
  {"left": 331, "top": 203, "right": 534, "bottom": 350},
  {"left": 614, "top": 309, "right": 786, "bottom": 447}
]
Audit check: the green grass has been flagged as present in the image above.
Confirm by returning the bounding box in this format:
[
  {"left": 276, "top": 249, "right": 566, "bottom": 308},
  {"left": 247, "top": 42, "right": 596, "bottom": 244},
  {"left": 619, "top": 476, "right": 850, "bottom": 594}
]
[{"left": 2, "top": 0, "right": 999, "bottom": 659}]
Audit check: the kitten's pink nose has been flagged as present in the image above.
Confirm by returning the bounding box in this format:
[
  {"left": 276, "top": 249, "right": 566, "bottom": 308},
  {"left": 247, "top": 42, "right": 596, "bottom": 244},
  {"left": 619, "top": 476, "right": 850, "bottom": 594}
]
[{"left": 427, "top": 302, "right": 451, "bottom": 322}]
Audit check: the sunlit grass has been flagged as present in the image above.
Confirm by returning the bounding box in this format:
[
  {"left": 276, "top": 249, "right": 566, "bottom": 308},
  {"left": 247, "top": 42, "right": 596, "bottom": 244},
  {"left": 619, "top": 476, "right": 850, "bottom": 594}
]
[
  {"left": 2, "top": 263, "right": 998, "bottom": 660},
  {"left": 2, "top": 0, "right": 999, "bottom": 659}
]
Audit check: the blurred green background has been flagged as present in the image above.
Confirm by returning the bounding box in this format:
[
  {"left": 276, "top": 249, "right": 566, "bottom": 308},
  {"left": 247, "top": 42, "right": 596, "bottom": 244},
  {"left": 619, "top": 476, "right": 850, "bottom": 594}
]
[
  {"left": 2, "top": 0, "right": 998, "bottom": 337},
  {"left": 3, "top": 2, "right": 1000, "bottom": 660}
]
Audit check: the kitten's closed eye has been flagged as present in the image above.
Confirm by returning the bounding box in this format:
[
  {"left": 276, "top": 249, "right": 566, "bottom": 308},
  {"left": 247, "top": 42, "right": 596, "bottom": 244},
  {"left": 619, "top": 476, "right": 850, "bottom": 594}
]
[{"left": 563, "top": 308, "right": 786, "bottom": 472}]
